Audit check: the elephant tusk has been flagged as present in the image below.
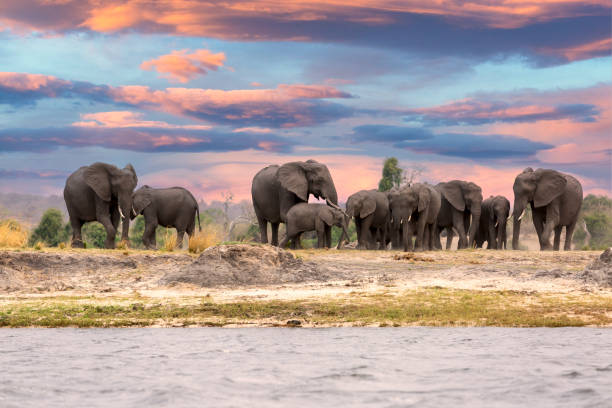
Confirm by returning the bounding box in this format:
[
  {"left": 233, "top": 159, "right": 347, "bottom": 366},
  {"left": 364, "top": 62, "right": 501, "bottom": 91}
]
[
  {"left": 118, "top": 205, "right": 125, "bottom": 219},
  {"left": 408, "top": 214, "right": 412, "bottom": 222},
  {"left": 517, "top": 209, "right": 526, "bottom": 221},
  {"left": 507, "top": 215, "right": 512, "bottom": 221},
  {"left": 131, "top": 205, "right": 138, "bottom": 217},
  {"left": 326, "top": 199, "right": 348, "bottom": 217},
  {"left": 495, "top": 221, "right": 499, "bottom": 228}
]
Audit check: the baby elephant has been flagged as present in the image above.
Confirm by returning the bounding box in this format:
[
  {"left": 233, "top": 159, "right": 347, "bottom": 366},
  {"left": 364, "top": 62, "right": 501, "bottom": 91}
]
[
  {"left": 280, "top": 203, "right": 349, "bottom": 249},
  {"left": 131, "top": 186, "right": 201, "bottom": 249}
]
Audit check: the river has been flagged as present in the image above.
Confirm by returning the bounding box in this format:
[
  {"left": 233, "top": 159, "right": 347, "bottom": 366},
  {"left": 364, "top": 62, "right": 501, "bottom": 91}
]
[{"left": 1, "top": 328, "right": 610, "bottom": 407}]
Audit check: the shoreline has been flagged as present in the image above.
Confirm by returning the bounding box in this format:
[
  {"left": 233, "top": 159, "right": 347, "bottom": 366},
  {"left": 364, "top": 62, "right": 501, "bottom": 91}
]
[{"left": 1, "top": 247, "right": 611, "bottom": 328}]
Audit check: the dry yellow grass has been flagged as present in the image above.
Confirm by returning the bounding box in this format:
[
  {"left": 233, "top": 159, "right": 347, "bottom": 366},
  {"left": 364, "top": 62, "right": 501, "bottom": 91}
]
[
  {"left": 0, "top": 219, "right": 29, "bottom": 248},
  {"left": 163, "top": 230, "right": 178, "bottom": 251},
  {"left": 189, "top": 227, "right": 223, "bottom": 253}
]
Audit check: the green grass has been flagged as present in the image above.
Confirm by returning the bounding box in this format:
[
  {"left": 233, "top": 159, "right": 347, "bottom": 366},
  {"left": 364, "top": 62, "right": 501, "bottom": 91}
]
[{"left": 1, "top": 288, "right": 611, "bottom": 328}]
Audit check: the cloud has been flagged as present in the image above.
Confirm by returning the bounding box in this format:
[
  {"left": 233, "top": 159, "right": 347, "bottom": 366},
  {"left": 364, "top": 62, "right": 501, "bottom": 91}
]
[
  {"left": 0, "top": 168, "right": 68, "bottom": 179},
  {"left": 72, "top": 111, "right": 212, "bottom": 129},
  {"left": 0, "top": 72, "right": 354, "bottom": 127},
  {"left": 141, "top": 49, "right": 226, "bottom": 83},
  {"left": 350, "top": 125, "right": 553, "bottom": 159},
  {"left": 1, "top": 1, "right": 609, "bottom": 66},
  {"left": 0, "top": 126, "right": 295, "bottom": 153}
]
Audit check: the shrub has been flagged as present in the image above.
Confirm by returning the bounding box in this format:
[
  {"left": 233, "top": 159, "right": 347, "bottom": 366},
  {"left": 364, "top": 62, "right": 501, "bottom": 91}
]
[
  {"left": 28, "top": 208, "right": 69, "bottom": 247},
  {"left": 189, "top": 227, "right": 223, "bottom": 253},
  {"left": 82, "top": 222, "right": 107, "bottom": 248},
  {"left": 0, "top": 219, "right": 29, "bottom": 247},
  {"left": 163, "top": 230, "right": 177, "bottom": 251}
]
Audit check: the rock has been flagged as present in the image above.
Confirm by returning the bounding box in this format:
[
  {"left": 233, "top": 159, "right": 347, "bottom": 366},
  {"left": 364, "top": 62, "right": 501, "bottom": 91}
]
[
  {"left": 160, "top": 244, "right": 339, "bottom": 287},
  {"left": 579, "top": 248, "right": 612, "bottom": 287},
  {"left": 286, "top": 320, "right": 302, "bottom": 327}
]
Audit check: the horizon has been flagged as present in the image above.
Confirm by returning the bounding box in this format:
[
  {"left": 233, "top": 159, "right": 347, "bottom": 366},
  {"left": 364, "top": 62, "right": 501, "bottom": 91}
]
[{"left": 1, "top": 1, "right": 610, "bottom": 203}]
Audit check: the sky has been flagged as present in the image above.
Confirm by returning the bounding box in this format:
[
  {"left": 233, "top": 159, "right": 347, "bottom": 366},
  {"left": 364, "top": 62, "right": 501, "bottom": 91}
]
[{"left": 0, "top": 0, "right": 610, "bottom": 203}]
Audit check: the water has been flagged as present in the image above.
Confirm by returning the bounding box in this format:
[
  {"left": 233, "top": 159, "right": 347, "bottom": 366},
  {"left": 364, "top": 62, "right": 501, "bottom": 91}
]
[{"left": 0, "top": 328, "right": 610, "bottom": 407}]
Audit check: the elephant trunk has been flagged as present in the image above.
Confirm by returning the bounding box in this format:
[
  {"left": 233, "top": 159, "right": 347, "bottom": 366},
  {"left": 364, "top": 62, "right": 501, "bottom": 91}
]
[
  {"left": 467, "top": 205, "right": 481, "bottom": 248},
  {"left": 324, "top": 186, "right": 338, "bottom": 205},
  {"left": 119, "top": 195, "right": 132, "bottom": 243},
  {"left": 337, "top": 222, "right": 350, "bottom": 249},
  {"left": 512, "top": 200, "right": 527, "bottom": 250}
]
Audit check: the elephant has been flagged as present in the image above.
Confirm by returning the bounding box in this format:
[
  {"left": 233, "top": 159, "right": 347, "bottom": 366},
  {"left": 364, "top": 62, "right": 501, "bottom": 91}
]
[
  {"left": 64, "top": 162, "right": 138, "bottom": 249},
  {"left": 251, "top": 160, "right": 340, "bottom": 246},
  {"left": 346, "top": 189, "right": 389, "bottom": 250},
  {"left": 475, "top": 195, "right": 510, "bottom": 249},
  {"left": 435, "top": 180, "right": 483, "bottom": 250},
  {"left": 279, "top": 203, "right": 350, "bottom": 249},
  {"left": 512, "top": 168, "right": 583, "bottom": 251},
  {"left": 388, "top": 183, "right": 441, "bottom": 252},
  {"left": 131, "top": 186, "right": 201, "bottom": 249}
]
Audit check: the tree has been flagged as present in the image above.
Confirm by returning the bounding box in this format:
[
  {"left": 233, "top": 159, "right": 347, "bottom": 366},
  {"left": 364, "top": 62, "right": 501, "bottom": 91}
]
[
  {"left": 573, "top": 194, "right": 612, "bottom": 249},
  {"left": 378, "top": 157, "right": 403, "bottom": 192},
  {"left": 82, "top": 222, "right": 107, "bottom": 248},
  {"left": 29, "top": 208, "right": 69, "bottom": 246}
]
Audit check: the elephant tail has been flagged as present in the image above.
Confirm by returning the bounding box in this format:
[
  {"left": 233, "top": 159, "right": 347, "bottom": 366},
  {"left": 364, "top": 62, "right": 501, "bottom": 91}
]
[{"left": 196, "top": 204, "right": 201, "bottom": 232}]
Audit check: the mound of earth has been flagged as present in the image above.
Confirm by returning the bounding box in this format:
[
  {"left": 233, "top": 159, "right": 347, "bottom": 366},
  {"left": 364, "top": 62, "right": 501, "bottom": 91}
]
[
  {"left": 161, "top": 244, "right": 340, "bottom": 287},
  {"left": 579, "top": 248, "right": 612, "bottom": 287}
]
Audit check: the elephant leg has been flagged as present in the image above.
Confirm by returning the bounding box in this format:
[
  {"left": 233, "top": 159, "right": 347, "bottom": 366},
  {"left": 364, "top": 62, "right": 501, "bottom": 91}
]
[
  {"left": 325, "top": 226, "right": 332, "bottom": 249},
  {"left": 176, "top": 230, "right": 186, "bottom": 249},
  {"left": 316, "top": 228, "right": 325, "bottom": 248},
  {"left": 257, "top": 216, "right": 268, "bottom": 244},
  {"left": 540, "top": 205, "right": 559, "bottom": 251},
  {"left": 293, "top": 232, "right": 302, "bottom": 249},
  {"left": 355, "top": 219, "right": 362, "bottom": 246},
  {"left": 70, "top": 216, "right": 84, "bottom": 248},
  {"left": 144, "top": 220, "right": 158, "bottom": 250},
  {"left": 360, "top": 217, "right": 374, "bottom": 249},
  {"left": 279, "top": 232, "right": 291, "bottom": 248},
  {"left": 532, "top": 209, "right": 545, "bottom": 250},
  {"left": 414, "top": 215, "right": 427, "bottom": 251},
  {"left": 564, "top": 220, "right": 577, "bottom": 250},
  {"left": 270, "top": 222, "right": 279, "bottom": 246},
  {"left": 445, "top": 227, "right": 454, "bottom": 250},
  {"left": 488, "top": 223, "right": 497, "bottom": 250},
  {"left": 553, "top": 226, "right": 562, "bottom": 251}
]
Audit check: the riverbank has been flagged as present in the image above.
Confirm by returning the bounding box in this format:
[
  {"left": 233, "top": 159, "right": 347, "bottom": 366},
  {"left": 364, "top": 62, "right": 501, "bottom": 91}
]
[{"left": 1, "top": 246, "right": 610, "bottom": 327}]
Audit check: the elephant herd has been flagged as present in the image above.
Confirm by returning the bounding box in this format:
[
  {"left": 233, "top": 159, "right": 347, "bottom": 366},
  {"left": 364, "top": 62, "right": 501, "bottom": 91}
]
[
  {"left": 251, "top": 161, "right": 584, "bottom": 252},
  {"left": 62, "top": 160, "right": 583, "bottom": 252}
]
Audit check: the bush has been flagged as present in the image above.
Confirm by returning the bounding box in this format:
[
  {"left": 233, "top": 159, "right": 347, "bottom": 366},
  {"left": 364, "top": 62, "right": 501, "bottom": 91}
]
[
  {"left": 28, "top": 209, "right": 69, "bottom": 247},
  {"left": 82, "top": 222, "right": 107, "bottom": 248},
  {"left": 573, "top": 194, "right": 612, "bottom": 250},
  {"left": 0, "top": 219, "right": 29, "bottom": 247},
  {"left": 189, "top": 227, "right": 223, "bottom": 253}
]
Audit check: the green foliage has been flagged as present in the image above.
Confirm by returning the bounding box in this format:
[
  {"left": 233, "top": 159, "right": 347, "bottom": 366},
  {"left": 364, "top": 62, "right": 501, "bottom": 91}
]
[
  {"left": 82, "top": 222, "right": 107, "bottom": 248},
  {"left": 332, "top": 218, "right": 357, "bottom": 245},
  {"left": 199, "top": 208, "right": 225, "bottom": 226},
  {"left": 29, "top": 208, "right": 69, "bottom": 247},
  {"left": 378, "top": 157, "right": 403, "bottom": 192},
  {"left": 129, "top": 215, "right": 145, "bottom": 248},
  {"left": 573, "top": 194, "right": 612, "bottom": 250}
]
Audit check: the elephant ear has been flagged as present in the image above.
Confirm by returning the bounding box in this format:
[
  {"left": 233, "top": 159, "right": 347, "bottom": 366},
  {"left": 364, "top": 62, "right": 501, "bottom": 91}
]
[
  {"left": 132, "top": 189, "right": 152, "bottom": 214},
  {"left": 84, "top": 162, "right": 112, "bottom": 202},
  {"left": 319, "top": 207, "right": 334, "bottom": 226},
  {"left": 438, "top": 182, "right": 465, "bottom": 211},
  {"left": 345, "top": 197, "right": 355, "bottom": 218},
  {"left": 418, "top": 187, "right": 430, "bottom": 212},
  {"left": 360, "top": 196, "right": 376, "bottom": 218},
  {"left": 534, "top": 170, "right": 567, "bottom": 208},
  {"left": 278, "top": 162, "right": 308, "bottom": 202}
]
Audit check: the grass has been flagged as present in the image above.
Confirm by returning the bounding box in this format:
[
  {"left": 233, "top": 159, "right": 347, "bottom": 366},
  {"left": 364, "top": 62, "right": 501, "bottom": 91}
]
[
  {"left": 0, "top": 219, "right": 28, "bottom": 248},
  {"left": 188, "top": 227, "right": 223, "bottom": 253},
  {"left": 1, "top": 288, "right": 611, "bottom": 328}
]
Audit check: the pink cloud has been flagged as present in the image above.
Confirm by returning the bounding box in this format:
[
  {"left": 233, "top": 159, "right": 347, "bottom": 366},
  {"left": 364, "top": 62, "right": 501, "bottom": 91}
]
[
  {"left": 72, "top": 111, "right": 212, "bottom": 129},
  {"left": 0, "top": 72, "right": 69, "bottom": 94},
  {"left": 140, "top": 49, "right": 226, "bottom": 83}
]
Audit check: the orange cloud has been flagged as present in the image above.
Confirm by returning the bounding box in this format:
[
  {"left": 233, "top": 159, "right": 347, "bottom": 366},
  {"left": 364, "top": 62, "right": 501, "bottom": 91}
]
[
  {"left": 141, "top": 49, "right": 226, "bottom": 83},
  {"left": 72, "top": 111, "right": 212, "bottom": 129},
  {"left": 0, "top": 72, "right": 69, "bottom": 93}
]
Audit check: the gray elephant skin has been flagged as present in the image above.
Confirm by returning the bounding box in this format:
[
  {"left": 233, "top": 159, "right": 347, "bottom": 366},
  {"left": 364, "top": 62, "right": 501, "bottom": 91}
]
[
  {"left": 346, "top": 189, "right": 389, "bottom": 249},
  {"left": 279, "top": 203, "right": 349, "bottom": 249},
  {"left": 388, "top": 183, "right": 441, "bottom": 252},
  {"left": 512, "top": 168, "right": 583, "bottom": 251},
  {"left": 435, "top": 180, "right": 483, "bottom": 249},
  {"left": 64, "top": 162, "right": 138, "bottom": 249},
  {"left": 251, "top": 160, "right": 339, "bottom": 246},
  {"left": 475, "top": 195, "right": 510, "bottom": 249},
  {"left": 131, "top": 186, "right": 201, "bottom": 249}
]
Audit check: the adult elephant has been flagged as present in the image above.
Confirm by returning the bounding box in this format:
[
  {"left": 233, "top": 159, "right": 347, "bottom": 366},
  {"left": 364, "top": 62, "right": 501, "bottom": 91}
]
[
  {"left": 251, "top": 160, "right": 339, "bottom": 246},
  {"left": 475, "top": 195, "right": 510, "bottom": 250},
  {"left": 435, "top": 180, "right": 483, "bottom": 249},
  {"left": 131, "top": 186, "right": 201, "bottom": 249},
  {"left": 346, "top": 189, "right": 389, "bottom": 250},
  {"left": 512, "top": 168, "right": 583, "bottom": 251},
  {"left": 388, "top": 183, "right": 441, "bottom": 252},
  {"left": 64, "top": 162, "right": 138, "bottom": 249}
]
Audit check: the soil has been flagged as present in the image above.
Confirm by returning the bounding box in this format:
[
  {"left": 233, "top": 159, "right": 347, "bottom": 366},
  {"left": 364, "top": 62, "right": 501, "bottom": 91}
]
[{"left": 0, "top": 245, "right": 609, "bottom": 299}]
